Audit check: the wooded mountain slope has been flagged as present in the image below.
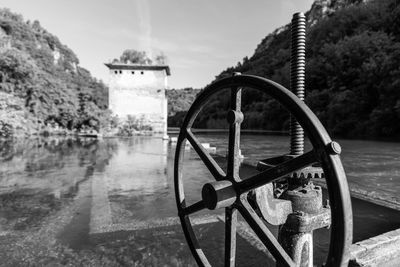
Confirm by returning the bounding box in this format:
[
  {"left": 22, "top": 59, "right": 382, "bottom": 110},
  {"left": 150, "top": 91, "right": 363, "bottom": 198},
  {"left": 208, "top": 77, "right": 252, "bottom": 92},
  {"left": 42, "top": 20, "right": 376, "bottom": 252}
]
[
  {"left": 185, "top": 0, "right": 400, "bottom": 140},
  {"left": 166, "top": 87, "right": 200, "bottom": 127},
  {"left": 0, "top": 8, "right": 108, "bottom": 138}
]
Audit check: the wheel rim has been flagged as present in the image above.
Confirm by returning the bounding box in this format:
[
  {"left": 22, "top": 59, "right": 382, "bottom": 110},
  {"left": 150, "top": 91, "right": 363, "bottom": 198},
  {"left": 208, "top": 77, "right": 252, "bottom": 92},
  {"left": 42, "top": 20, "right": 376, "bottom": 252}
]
[{"left": 174, "top": 75, "right": 353, "bottom": 267}]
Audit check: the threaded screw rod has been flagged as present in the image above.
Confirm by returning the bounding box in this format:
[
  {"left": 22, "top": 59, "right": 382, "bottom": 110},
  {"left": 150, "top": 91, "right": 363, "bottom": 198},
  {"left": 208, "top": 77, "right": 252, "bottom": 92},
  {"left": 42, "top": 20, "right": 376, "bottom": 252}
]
[{"left": 290, "top": 12, "right": 306, "bottom": 155}]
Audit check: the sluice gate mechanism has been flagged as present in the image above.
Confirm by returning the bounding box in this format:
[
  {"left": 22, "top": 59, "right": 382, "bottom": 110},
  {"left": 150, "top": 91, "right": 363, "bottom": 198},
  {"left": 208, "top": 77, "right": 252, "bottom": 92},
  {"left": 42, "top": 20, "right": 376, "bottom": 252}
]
[
  {"left": 174, "top": 73, "right": 352, "bottom": 266},
  {"left": 173, "top": 12, "right": 400, "bottom": 267}
]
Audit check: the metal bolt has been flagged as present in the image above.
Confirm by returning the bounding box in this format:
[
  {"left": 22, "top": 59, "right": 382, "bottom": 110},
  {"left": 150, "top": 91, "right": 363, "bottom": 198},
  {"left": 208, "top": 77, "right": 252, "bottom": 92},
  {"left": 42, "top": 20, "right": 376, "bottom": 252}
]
[
  {"left": 325, "top": 199, "right": 331, "bottom": 229},
  {"left": 327, "top": 141, "right": 341, "bottom": 155},
  {"left": 325, "top": 199, "right": 330, "bottom": 209},
  {"left": 296, "top": 211, "right": 305, "bottom": 216},
  {"left": 290, "top": 12, "right": 306, "bottom": 156},
  {"left": 227, "top": 110, "right": 244, "bottom": 124}
]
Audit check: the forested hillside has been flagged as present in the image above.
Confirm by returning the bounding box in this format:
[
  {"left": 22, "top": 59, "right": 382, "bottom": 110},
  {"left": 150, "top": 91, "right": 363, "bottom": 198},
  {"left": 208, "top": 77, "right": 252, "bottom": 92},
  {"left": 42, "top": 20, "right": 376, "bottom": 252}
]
[
  {"left": 184, "top": 0, "right": 400, "bottom": 139},
  {"left": 0, "top": 8, "right": 108, "bottom": 138},
  {"left": 166, "top": 87, "right": 200, "bottom": 127}
]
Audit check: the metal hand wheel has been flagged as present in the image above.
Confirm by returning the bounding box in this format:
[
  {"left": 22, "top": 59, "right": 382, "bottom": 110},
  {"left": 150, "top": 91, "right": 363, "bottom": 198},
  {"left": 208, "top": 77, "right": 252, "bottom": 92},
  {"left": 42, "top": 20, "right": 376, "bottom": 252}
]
[{"left": 174, "top": 74, "right": 352, "bottom": 266}]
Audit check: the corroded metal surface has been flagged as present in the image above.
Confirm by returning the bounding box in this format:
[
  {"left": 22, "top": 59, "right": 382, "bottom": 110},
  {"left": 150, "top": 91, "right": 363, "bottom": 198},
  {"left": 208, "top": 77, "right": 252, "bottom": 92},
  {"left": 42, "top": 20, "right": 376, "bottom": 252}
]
[
  {"left": 283, "top": 208, "right": 331, "bottom": 233},
  {"left": 283, "top": 184, "right": 323, "bottom": 214},
  {"left": 253, "top": 183, "right": 293, "bottom": 225},
  {"left": 278, "top": 182, "right": 326, "bottom": 267}
]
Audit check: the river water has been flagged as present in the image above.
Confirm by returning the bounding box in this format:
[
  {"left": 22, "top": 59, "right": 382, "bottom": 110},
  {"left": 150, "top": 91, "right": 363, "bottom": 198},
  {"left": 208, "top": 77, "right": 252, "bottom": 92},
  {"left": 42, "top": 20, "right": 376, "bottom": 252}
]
[{"left": 0, "top": 135, "right": 399, "bottom": 266}]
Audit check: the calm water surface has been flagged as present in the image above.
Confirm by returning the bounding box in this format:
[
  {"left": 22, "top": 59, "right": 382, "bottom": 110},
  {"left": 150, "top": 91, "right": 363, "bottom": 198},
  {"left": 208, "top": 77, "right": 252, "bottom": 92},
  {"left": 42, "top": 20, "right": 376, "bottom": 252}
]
[
  {"left": 0, "top": 135, "right": 399, "bottom": 266},
  {"left": 200, "top": 134, "right": 400, "bottom": 198}
]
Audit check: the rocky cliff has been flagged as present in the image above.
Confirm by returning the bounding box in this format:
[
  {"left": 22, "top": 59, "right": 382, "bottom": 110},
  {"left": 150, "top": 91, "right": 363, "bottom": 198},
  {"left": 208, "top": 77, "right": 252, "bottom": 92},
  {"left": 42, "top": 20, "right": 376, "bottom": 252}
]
[{"left": 253, "top": 0, "right": 365, "bottom": 56}]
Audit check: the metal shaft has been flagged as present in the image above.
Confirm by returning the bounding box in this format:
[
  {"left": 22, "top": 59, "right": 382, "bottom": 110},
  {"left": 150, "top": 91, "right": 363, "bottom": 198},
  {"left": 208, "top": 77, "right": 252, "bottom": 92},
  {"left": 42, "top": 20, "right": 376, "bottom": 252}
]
[
  {"left": 290, "top": 12, "right": 306, "bottom": 155},
  {"left": 279, "top": 12, "right": 314, "bottom": 267}
]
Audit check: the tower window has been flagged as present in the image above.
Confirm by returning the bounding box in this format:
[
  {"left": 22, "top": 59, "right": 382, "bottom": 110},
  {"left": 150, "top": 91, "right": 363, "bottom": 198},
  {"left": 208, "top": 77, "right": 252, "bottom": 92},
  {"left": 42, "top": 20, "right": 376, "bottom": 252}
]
[
  {"left": 119, "top": 70, "right": 122, "bottom": 74},
  {"left": 141, "top": 71, "right": 144, "bottom": 75},
  {"left": 114, "top": 70, "right": 118, "bottom": 74},
  {"left": 131, "top": 71, "right": 135, "bottom": 74}
]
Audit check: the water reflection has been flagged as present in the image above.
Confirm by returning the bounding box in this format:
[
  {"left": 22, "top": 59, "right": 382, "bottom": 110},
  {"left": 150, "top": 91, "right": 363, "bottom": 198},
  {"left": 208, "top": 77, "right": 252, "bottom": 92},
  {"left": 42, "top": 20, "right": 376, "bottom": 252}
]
[
  {"left": 0, "top": 136, "right": 203, "bottom": 266},
  {"left": 106, "top": 137, "right": 168, "bottom": 196},
  {"left": 0, "top": 137, "right": 118, "bottom": 233}
]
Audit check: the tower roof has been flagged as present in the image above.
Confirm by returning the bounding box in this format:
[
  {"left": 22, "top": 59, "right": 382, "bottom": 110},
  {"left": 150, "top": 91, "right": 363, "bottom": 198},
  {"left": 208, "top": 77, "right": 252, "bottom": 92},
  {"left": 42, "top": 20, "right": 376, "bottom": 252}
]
[{"left": 104, "top": 63, "right": 171, "bottom": 76}]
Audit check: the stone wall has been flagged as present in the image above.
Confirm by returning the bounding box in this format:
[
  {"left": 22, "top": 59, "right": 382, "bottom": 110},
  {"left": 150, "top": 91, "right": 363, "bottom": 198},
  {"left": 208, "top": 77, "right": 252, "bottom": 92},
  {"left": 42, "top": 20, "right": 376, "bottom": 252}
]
[{"left": 108, "top": 66, "right": 168, "bottom": 133}]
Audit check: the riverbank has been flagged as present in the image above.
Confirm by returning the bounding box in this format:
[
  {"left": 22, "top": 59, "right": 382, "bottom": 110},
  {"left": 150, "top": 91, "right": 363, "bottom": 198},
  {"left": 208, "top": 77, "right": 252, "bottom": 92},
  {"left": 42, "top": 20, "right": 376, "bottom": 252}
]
[{"left": 3, "top": 125, "right": 400, "bottom": 142}]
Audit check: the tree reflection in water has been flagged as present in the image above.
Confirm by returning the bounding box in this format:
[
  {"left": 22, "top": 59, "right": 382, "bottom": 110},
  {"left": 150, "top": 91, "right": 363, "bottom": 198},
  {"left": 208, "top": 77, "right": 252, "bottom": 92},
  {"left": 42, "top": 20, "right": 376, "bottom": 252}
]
[{"left": 0, "top": 137, "right": 117, "bottom": 232}]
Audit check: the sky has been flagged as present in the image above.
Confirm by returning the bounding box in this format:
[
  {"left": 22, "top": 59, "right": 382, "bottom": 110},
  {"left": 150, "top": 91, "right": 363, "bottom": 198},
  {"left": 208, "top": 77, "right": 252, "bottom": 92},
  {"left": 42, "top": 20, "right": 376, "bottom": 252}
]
[{"left": 1, "top": 0, "right": 314, "bottom": 89}]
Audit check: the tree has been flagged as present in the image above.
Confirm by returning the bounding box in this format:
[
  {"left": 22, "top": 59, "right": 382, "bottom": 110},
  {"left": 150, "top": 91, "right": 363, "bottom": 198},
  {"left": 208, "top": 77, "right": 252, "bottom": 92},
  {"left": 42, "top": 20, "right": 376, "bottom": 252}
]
[
  {"left": 119, "top": 49, "right": 152, "bottom": 64},
  {"left": 154, "top": 52, "right": 167, "bottom": 65}
]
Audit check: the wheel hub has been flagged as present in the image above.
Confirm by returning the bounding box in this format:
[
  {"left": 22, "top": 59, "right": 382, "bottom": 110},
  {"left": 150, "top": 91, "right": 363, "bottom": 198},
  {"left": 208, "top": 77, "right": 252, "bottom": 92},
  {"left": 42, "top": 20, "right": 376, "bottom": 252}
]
[{"left": 202, "top": 180, "right": 237, "bottom": 210}]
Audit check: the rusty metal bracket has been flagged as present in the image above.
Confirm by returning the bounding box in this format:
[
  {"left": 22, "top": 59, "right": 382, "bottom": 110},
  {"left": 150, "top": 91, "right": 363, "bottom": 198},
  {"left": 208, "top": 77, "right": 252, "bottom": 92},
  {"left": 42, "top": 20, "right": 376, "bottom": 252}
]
[
  {"left": 253, "top": 155, "right": 325, "bottom": 226},
  {"left": 253, "top": 155, "right": 294, "bottom": 225},
  {"left": 252, "top": 183, "right": 293, "bottom": 225},
  {"left": 283, "top": 183, "right": 323, "bottom": 213},
  {"left": 283, "top": 208, "right": 331, "bottom": 233}
]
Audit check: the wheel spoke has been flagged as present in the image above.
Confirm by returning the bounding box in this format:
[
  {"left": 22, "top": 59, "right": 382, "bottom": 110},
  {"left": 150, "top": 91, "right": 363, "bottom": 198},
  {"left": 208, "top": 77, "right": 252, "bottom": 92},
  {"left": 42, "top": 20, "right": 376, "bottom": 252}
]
[
  {"left": 238, "top": 199, "right": 295, "bottom": 267},
  {"left": 182, "top": 200, "right": 206, "bottom": 216},
  {"left": 186, "top": 130, "right": 225, "bottom": 180},
  {"left": 227, "top": 87, "right": 242, "bottom": 181},
  {"left": 225, "top": 207, "right": 237, "bottom": 267},
  {"left": 238, "top": 150, "right": 318, "bottom": 193},
  {"left": 179, "top": 215, "right": 211, "bottom": 266}
]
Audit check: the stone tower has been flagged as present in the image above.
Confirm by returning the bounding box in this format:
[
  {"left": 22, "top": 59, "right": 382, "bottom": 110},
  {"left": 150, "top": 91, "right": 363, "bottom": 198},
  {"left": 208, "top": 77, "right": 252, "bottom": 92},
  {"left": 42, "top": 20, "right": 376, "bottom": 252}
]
[{"left": 105, "top": 63, "right": 170, "bottom": 135}]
